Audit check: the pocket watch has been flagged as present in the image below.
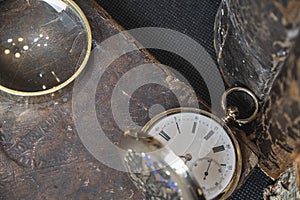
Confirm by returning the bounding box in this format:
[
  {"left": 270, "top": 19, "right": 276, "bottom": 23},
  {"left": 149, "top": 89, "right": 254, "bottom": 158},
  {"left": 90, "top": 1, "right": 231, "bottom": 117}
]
[{"left": 140, "top": 87, "right": 259, "bottom": 200}]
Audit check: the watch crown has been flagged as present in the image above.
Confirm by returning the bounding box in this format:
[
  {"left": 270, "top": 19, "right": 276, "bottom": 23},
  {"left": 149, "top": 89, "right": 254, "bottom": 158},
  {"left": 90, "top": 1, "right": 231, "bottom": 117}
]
[{"left": 222, "top": 106, "right": 239, "bottom": 124}]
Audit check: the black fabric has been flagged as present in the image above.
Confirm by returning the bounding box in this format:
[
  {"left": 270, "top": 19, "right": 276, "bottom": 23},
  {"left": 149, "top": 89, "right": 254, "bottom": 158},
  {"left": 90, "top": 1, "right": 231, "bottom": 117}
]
[{"left": 96, "top": 0, "right": 274, "bottom": 199}]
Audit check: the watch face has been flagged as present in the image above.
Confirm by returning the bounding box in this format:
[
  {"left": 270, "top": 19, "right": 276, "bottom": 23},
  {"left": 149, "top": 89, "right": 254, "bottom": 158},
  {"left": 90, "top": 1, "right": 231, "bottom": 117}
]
[{"left": 143, "top": 108, "right": 241, "bottom": 200}]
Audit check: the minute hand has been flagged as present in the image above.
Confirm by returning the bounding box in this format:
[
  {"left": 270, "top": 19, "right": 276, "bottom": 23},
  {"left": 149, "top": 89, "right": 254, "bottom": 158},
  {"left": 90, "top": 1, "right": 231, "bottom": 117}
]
[
  {"left": 203, "top": 159, "right": 212, "bottom": 180},
  {"left": 174, "top": 117, "right": 181, "bottom": 134}
]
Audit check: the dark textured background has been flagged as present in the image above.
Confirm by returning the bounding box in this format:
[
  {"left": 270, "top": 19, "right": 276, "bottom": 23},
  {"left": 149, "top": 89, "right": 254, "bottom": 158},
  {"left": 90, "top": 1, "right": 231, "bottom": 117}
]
[{"left": 96, "top": 0, "right": 274, "bottom": 199}]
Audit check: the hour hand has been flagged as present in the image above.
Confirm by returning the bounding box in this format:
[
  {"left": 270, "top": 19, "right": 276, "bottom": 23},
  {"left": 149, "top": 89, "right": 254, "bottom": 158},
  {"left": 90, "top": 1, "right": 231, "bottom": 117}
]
[{"left": 179, "top": 153, "right": 192, "bottom": 164}]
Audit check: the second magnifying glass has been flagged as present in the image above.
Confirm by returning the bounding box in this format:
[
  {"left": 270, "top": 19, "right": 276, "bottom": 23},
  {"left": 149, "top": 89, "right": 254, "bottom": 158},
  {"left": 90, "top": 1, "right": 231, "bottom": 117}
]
[{"left": 0, "top": 0, "right": 92, "bottom": 97}]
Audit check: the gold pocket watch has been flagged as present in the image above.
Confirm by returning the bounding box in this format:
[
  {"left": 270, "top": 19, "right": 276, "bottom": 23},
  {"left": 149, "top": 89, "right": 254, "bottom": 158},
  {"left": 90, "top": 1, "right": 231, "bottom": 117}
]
[{"left": 121, "top": 87, "right": 259, "bottom": 200}]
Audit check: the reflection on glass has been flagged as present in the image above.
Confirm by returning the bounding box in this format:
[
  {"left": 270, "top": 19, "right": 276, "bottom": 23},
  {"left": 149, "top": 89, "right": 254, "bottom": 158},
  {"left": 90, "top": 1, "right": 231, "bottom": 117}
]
[{"left": 0, "top": 0, "right": 91, "bottom": 96}]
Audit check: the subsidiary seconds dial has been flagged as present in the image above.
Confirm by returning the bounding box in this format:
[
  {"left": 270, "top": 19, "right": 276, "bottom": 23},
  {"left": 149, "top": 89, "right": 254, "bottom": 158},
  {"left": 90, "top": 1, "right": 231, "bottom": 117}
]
[{"left": 143, "top": 108, "right": 242, "bottom": 200}]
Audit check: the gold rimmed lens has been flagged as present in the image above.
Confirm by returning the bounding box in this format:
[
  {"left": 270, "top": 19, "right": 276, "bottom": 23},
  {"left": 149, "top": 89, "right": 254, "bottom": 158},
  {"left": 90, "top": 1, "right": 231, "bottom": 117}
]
[{"left": 0, "top": 0, "right": 92, "bottom": 96}]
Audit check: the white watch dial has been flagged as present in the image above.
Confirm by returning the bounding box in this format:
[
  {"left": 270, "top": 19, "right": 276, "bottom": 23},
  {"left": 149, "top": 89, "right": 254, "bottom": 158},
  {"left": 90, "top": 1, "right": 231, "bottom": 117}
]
[{"left": 145, "top": 109, "right": 238, "bottom": 200}]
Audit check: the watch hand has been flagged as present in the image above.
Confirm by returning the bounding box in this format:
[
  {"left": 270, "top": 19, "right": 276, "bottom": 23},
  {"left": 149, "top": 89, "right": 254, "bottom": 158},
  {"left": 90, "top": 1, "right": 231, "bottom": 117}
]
[
  {"left": 179, "top": 153, "right": 192, "bottom": 164},
  {"left": 203, "top": 159, "right": 212, "bottom": 180},
  {"left": 174, "top": 117, "right": 181, "bottom": 134}
]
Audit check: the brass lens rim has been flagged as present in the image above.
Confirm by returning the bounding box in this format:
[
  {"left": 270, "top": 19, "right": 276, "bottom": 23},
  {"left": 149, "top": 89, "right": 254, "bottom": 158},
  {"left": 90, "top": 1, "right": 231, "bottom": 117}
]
[{"left": 0, "top": 0, "right": 92, "bottom": 97}]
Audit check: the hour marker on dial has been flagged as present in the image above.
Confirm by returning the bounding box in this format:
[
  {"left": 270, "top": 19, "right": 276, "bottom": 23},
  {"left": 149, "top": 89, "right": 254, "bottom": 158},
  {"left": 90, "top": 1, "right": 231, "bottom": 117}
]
[
  {"left": 204, "top": 130, "right": 215, "bottom": 140},
  {"left": 192, "top": 122, "right": 198, "bottom": 134},
  {"left": 212, "top": 145, "right": 225, "bottom": 153},
  {"left": 159, "top": 130, "right": 171, "bottom": 141}
]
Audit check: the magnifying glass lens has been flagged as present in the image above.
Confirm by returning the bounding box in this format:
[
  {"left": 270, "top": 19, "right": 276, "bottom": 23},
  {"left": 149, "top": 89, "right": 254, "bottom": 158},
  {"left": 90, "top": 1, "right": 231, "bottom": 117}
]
[{"left": 0, "top": 0, "right": 91, "bottom": 96}]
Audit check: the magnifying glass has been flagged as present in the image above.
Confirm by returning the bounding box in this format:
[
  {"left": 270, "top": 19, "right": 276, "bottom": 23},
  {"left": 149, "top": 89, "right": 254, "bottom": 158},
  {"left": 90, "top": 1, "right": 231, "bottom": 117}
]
[{"left": 0, "top": 0, "right": 92, "bottom": 96}]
